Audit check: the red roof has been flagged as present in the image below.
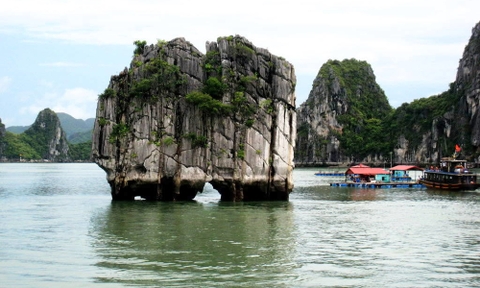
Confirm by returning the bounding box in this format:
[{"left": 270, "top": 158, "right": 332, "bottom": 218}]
[
  {"left": 345, "top": 167, "right": 389, "bottom": 176},
  {"left": 351, "top": 163, "right": 370, "bottom": 168},
  {"left": 389, "top": 165, "right": 423, "bottom": 171}
]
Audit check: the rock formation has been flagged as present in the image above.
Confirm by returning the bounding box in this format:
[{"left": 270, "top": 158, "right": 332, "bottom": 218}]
[
  {"left": 92, "top": 36, "right": 296, "bottom": 201},
  {"left": 296, "top": 20, "right": 480, "bottom": 165},
  {"left": 24, "top": 108, "right": 70, "bottom": 162},
  {"left": 455, "top": 21, "right": 480, "bottom": 149},
  {"left": 295, "top": 59, "right": 391, "bottom": 165},
  {"left": 390, "top": 20, "right": 480, "bottom": 164}
]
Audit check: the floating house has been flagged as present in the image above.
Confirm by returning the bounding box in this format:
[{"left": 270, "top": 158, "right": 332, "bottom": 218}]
[
  {"left": 330, "top": 164, "right": 425, "bottom": 188},
  {"left": 389, "top": 165, "right": 424, "bottom": 182},
  {"left": 314, "top": 164, "right": 374, "bottom": 177},
  {"left": 345, "top": 166, "right": 390, "bottom": 183}
]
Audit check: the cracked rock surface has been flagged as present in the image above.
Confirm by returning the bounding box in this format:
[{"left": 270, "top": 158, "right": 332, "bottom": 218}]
[{"left": 92, "top": 36, "right": 296, "bottom": 201}]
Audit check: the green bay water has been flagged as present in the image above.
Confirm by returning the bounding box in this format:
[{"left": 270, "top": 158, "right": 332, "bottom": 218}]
[{"left": 1, "top": 164, "right": 479, "bottom": 287}]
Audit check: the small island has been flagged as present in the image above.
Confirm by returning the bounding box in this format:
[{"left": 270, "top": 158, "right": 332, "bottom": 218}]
[{"left": 92, "top": 36, "right": 296, "bottom": 201}]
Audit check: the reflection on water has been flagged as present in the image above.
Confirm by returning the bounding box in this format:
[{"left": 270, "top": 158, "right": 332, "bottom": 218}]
[
  {"left": 349, "top": 189, "right": 380, "bottom": 201},
  {"left": 90, "top": 200, "right": 296, "bottom": 287}
]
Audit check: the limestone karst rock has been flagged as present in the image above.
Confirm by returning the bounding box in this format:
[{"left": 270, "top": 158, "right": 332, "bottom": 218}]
[
  {"left": 391, "top": 20, "right": 480, "bottom": 163},
  {"left": 295, "top": 59, "right": 391, "bottom": 165},
  {"left": 455, "top": 21, "right": 480, "bottom": 148},
  {"left": 92, "top": 36, "right": 296, "bottom": 201},
  {"left": 25, "top": 108, "right": 70, "bottom": 162},
  {"left": 296, "top": 20, "right": 480, "bottom": 165}
]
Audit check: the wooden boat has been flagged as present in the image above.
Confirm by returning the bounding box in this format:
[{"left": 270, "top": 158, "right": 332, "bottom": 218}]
[{"left": 419, "top": 157, "right": 480, "bottom": 190}]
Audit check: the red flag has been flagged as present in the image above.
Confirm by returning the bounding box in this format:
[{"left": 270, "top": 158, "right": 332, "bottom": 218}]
[{"left": 455, "top": 144, "right": 461, "bottom": 152}]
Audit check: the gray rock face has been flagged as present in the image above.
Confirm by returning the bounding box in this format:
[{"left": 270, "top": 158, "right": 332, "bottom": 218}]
[
  {"left": 92, "top": 36, "right": 296, "bottom": 201},
  {"left": 296, "top": 72, "right": 347, "bottom": 164},
  {"left": 26, "top": 108, "right": 70, "bottom": 162},
  {"left": 295, "top": 59, "right": 390, "bottom": 165},
  {"left": 456, "top": 21, "right": 480, "bottom": 148},
  {"left": 399, "top": 20, "right": 480, "bottom": 163},
  {"left": 296, "top": 21, "right": 480, "bottom": 165}
]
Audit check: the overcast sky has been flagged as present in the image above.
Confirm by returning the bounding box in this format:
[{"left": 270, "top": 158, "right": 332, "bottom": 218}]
[{"left": 1, "top": 0, "right": 479, "bottom": 127}]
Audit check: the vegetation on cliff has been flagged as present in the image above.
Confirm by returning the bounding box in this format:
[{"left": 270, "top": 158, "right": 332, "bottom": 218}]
[
  {"left": 319, "top": 59, "right": 392, "bottom": 119},
  {"left": 296, "top": 59, "right": 393, "bottom": 163},
  {"left": 296, "top": 50, "right": 477, "bottom": 164},
  {"left": 0, "top": 109, "right": 91, "bottom": 161},
  {"left": 3, "top": 132, "right": 42, "bottom": 160},
  {"left": 92, "top": 35, "right": 296, "bottom": 201},
  {"left": 384, "top": 84, "right": 461, "bottom": 156},
  {"left": 325, "top": 59, "right": 393, "bottom": 158},
  {"left": 68, "top": 141, "right": 92, "bottom": 161},
  {"left": 2, "top": 132, "right": 91, "bottom": 161},
  {"left": 295, "top": 56, "right": 474, "bottom": 164},
  {"left": 98, "top": 36, "right": 276, "bottom": 166},
  {"left": 383, "top": 21, "right": 480, "bottom": 163}
]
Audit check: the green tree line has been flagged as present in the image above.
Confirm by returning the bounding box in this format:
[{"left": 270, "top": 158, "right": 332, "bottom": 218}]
[{"left": 1, "top": 131, "right": 92, "bottom": 161}]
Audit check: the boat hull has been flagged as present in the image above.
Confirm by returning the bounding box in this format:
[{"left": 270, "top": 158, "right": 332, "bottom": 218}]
[{"left": 419, "top": 179, "right": 480, "bottom": 191}]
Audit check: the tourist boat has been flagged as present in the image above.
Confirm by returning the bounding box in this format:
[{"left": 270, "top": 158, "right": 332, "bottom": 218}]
[{"left": 419, "top": 157, "right": 480, "bottom": 190}]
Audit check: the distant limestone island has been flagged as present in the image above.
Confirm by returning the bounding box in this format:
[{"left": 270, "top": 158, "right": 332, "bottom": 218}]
[
  {"left": 0, "top": 109, "right": 94, "bottom": 162},
  {"left": 296, "top": 20, "right": 480, "bottom": 167}
]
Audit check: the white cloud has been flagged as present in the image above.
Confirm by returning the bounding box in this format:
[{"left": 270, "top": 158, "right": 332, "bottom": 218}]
[
  {"left": 1, "top": 0, "right": 479, "bottom": 108},
  {"left": 1, "top": 0, "right": 476, "bottom": 47},
  {"left": 0, "top": 76, "right": 12, "bottom": 93},
  {"left": 20, "top": 87, "right": 98, "bottom": 120}
]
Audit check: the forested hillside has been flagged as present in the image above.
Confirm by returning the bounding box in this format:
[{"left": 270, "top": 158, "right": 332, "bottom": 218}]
[
  {"left": 296, "top": 59, "right": 393, "bottom": 164},
  {"left": 295, "top": 20, "right": 480, "bottom": 165},
  {"left": 0, "top": 109, "right": 92, "bottom": 161}
]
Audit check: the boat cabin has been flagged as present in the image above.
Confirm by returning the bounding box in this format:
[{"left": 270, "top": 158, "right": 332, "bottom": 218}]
[
  {"left": 420, "top": 157, "right": 480, "bottom": 190},
  {"left": 435, "top": 157, "right": 469, "bottom": 173}
]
